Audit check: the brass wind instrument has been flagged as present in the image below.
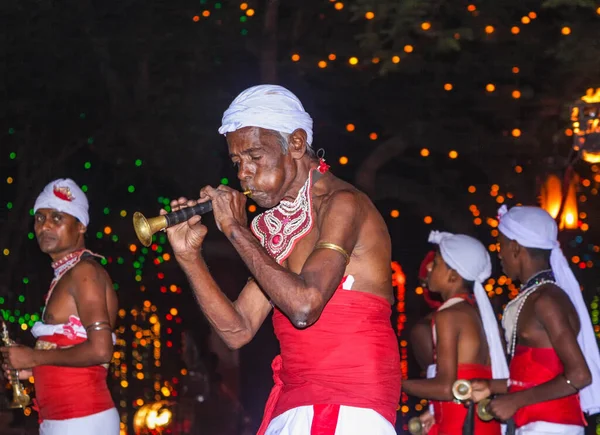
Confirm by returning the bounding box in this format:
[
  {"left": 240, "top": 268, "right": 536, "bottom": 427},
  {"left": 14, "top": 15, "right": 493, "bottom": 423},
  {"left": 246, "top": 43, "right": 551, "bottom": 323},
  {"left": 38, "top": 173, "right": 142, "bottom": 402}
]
[
  {"left": 1, "top": 322, "right": 31, "bottom": 409},
  {"left": 407, "top": 416, "right": 423, "bottom": 434},
  {"left": 133, "top": 190, "right": 252, "bottom": 247},
  {"left": 452, "top": 379, "right": 494, "bottom": 422}
]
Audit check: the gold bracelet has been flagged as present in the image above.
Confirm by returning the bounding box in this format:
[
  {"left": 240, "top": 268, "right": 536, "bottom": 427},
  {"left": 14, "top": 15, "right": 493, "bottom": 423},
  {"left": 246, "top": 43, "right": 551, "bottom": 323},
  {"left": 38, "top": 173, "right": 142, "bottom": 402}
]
[{"left": 314, "top": 242, "right": 350, "bottom": 265}]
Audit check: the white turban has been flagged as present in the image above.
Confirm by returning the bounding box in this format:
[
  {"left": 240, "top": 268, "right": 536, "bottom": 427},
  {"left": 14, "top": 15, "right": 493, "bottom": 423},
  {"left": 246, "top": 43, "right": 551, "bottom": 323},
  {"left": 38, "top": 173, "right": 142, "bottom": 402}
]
[
  {"left": 218, "top": 84, "right": 314, "bottom": 145},
  {"left": 34, "top": 178, "right": 89, "bottom": 227},
  {"left": 429, "top": 231, "right": 510, "bottom": 381},
  {"left": 498, "top": 205, "right": 600, "bottom": 414}
]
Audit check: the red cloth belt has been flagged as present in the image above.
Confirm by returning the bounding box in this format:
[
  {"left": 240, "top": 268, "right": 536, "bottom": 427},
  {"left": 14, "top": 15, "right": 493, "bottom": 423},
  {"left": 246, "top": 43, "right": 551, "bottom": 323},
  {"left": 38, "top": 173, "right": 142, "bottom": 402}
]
[
  {"left": 430, "top": 364, "right": 500, "bottom": 435},
  {"left": 509, "top": 345, "right": 585, "bottom": 428},
  {"left": 257, "top": 286, "right": 400, "bottom": 434},
  {"left": 32, "top": 334, "right": 115, "bottom": 421}
]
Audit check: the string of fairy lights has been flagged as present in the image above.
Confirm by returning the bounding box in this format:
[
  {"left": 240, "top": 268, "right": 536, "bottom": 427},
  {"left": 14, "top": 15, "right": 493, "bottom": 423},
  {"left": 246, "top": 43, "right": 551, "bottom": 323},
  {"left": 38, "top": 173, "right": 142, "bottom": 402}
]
[{"left": 2, "top": 0, "right": 600, "bottom": 433}]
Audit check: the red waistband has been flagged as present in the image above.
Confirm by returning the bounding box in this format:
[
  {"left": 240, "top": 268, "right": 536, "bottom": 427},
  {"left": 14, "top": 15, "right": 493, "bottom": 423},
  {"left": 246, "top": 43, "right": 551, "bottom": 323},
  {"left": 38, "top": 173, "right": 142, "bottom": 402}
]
[
  {"left": 431, "top": 364, "right": 500, "bottom": 435},
  {"left": 509, "top": 345, "right": 585, "bottom": 428},
  {"left": 257, "top": 289, "right": 400, "bottom": 434},
  {"left": 32, "top": 365, "right": 114, "bottom": 421}
]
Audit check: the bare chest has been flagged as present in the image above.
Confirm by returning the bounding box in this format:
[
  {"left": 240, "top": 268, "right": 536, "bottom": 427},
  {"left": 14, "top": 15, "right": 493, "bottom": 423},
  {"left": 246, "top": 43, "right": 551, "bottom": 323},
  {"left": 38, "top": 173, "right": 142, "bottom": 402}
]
[
  {"left": 515, "top": 299, "right": 542, "bottom": 343},
  {"left": 44, "top": 278, "right": 77, "bottom": 324},
  {"left": 284, "top": 228, "right": 321, "bottom": 273}
]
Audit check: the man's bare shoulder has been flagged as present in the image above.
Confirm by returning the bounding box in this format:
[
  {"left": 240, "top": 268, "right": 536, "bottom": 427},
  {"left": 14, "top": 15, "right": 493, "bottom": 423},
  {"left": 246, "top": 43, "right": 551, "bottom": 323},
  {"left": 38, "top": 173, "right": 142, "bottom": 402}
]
[
  {"left": 316, "top": 176, "right": 379, "bottom": 219},
  {"left": 432, "top": 310, "right": 463, "bottom": 343},
  {"left": 66, "top": 258, "right": 111, "bottom": 287},
  {"left": 530, "top": 282, "right": 572, "bottom": 308},
  {"left": 435, "top": 305, "right": 468, "bottom": 324},
  {"left": 437, "top": 302, "right": 477, "bottom": 328},
  {"left": 531, "top": 282, "right": 576, "bottom": 316}
]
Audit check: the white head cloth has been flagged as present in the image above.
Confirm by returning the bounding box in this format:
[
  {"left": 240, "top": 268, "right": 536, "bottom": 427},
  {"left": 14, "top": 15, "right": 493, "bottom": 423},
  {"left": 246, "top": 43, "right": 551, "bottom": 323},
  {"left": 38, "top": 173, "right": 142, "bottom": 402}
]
[
  {"left": 429, "top": 231, "right": 510, "bottom": 380},
  {"left": 34, "top": 178, "right": 89, "bottom": 227},
  {"left": 218, "top": 84, "right": 314, "bottom": 145},
  {"left": 498, "top": 205, "right": 600, "bottom": 415}
]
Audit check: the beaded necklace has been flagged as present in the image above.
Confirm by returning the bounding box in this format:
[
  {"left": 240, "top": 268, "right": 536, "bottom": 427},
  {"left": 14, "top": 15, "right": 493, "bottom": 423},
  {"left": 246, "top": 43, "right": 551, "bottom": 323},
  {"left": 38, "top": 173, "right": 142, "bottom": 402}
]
[
  {"left": 251, "top": 161, "right": 329, "bottom": 264},
  {"left": 504, "top": 269, "right": 554, "bottom": 358}
]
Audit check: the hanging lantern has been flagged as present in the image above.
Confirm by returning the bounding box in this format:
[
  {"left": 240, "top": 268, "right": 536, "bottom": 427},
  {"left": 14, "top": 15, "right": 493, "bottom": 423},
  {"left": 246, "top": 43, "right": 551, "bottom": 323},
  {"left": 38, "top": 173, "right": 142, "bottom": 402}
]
[
  {"left": 571, "top": 88, "right": 600, "bottom": 163},
  {"left": 133, "top": 400, "right": 174, "bottom": 434},
  {"left": 540, "top": 174, "right": 579, "bottom": 230}
]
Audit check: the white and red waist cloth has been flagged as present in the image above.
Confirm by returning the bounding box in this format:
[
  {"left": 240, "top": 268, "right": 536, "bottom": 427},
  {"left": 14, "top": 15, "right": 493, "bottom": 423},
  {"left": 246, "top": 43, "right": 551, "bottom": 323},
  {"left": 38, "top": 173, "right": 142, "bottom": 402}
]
[
  {"left": 31, "top": 315, "right": 118, "bottom": 434},
  {"left": 258, "top": 277, "right": 401, "bottom": 435},
  {"left": 265, "top": 404, "right": 396, "bottom": 435}
]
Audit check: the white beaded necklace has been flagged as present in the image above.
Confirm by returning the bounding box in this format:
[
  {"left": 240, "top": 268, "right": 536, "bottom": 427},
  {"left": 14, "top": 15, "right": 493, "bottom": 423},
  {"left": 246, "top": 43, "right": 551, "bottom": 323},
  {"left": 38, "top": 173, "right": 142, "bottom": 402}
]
[{"left": 504, "top": 270, "right": 554, "bottom": 358}]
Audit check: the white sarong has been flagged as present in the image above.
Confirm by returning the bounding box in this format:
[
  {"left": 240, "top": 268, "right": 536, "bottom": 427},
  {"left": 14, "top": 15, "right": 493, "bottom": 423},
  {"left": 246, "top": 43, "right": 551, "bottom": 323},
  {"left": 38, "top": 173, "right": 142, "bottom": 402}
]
[
  {"left": 516, "top": 421, "right": 584, "bottom": 434},
  {"left": 265, "top": 405, "right": 396, "bottom": 435},
  {"left": 40, "top": 407, "right": 120, "bottom": 435}
]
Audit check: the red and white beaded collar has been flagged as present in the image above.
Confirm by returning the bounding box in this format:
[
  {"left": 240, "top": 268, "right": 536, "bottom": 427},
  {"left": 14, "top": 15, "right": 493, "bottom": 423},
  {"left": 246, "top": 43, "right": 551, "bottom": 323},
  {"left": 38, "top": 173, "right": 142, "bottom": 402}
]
[{"left": 251, "top": 160, "right": 329, "bottom": 264}]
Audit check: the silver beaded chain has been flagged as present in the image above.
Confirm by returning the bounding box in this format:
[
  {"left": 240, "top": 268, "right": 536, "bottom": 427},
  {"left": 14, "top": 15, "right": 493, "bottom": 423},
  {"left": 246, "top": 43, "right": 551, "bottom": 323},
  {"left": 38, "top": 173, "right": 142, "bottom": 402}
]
[{"left": 508, "top": 278, "right": 554, "bottom": 358}]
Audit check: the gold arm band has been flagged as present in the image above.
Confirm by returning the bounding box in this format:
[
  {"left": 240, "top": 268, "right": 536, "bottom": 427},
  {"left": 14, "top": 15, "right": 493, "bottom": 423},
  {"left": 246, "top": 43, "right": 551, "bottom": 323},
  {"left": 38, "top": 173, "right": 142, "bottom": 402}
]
[
  {"left": 314, "top": 242, "right": 350, "bottom": 265},
  {"left": 85, "top": 321, "right": 111, "bottom": 333}
]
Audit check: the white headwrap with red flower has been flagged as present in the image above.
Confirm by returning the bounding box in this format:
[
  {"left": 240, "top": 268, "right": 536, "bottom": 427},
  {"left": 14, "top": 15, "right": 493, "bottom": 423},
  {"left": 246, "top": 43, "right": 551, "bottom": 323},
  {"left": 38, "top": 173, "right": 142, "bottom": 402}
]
[{"left": 34, "top": 178, "right": 89, "bottom": 226}]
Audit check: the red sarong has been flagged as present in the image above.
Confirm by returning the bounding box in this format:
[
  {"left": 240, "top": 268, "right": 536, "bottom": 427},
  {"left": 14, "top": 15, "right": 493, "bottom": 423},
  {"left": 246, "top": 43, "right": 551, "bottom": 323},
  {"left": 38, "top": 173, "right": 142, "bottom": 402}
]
[
  {"left": 257, "top": 285, "right": 400, "bottom": 434},
  {"left": 428, "top": 364, "right": 500, "bottom": 435},
  {"left": 509, "top": 345, "right": 585, "bottom": 428},
  {"left": 32, "top": 333, "right": 114, "bottom": 421}
]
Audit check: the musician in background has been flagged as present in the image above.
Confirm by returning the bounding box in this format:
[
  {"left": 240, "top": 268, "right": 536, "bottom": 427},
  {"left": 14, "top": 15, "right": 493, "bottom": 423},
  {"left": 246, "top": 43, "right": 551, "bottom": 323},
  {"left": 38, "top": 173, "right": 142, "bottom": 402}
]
[
  {"left": 472, "top": 206, "right": 599, "bottom": 434},
  {"left": 402, "top": 231, "right": 508, "bottom": 435},
  {"left": 164, "top": 84, "right": 400, "bottom": 434},
  {"left": 1, "top": 178, "right": 119, "bottom": 435}
]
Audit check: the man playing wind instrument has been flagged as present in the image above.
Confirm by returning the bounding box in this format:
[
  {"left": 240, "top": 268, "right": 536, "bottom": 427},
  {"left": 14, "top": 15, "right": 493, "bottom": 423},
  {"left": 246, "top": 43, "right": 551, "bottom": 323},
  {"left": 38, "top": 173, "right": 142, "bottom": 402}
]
[{"left": 164, "top": 85, "right": 401, "bottom": 434}]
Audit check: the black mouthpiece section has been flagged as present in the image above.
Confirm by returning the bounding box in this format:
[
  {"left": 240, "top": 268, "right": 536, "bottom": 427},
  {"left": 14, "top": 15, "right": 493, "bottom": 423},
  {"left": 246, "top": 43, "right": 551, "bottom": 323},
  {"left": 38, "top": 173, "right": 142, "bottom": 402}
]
[{"left": 164, "top": 201, "right": 213, "bottom": 227}]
